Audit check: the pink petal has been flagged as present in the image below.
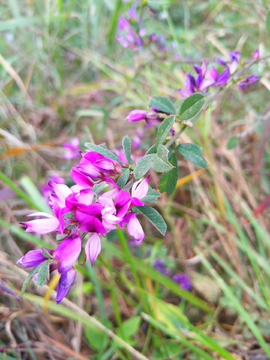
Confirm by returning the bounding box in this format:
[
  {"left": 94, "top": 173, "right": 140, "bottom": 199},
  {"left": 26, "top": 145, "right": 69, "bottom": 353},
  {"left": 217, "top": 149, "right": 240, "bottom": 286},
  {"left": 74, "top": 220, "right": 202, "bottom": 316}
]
[
  {"left": 54, "top": 236, "right": 82, "bottom": 274},
  {"left": 85, "top": 234, "right": 101, "bottom": 266},
  {"left": 131, "top": 176, "right": 149, "bottom": 199},
  {"left": 127, "top": 216, "right": 144, "bottom": 242}
]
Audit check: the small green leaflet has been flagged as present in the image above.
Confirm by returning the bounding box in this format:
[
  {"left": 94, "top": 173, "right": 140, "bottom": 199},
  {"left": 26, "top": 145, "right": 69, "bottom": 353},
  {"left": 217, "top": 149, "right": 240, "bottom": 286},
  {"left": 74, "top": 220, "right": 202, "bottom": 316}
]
[
  {"left": 37, "top": 260, "right": 50, "bottom": 286},
  {"left": 267, "top": 12, "right": 270, "bottom": 34},
  {"left": 133, "top": 205, "right": 167, "bottom": 236},
  {"left": 179, "top": 93, "right": 204, "bottom": 121},
  {"left": 141, "top": 187, "right": 160, "bottom": 203},
  {"left": 134, "top": 145, "right": 173, "bottom": 179},
  {"left": 117, "top": 168, "right": 130, "bottom": 189},
  {"left": 92, "top": 182, "right": 108, "bottom": 194},
  {"left": 20, "top": 262, "right": 43, "bottom": 297},
  {"left": 85, "top": 143, "right": 124, "bottom": 164},
  {"left": 42, "top": 249, "right": 51, "bottom": 259},
  {"left": 176, "top": 143, "right": 208, "bottom": 168},
  {"left": 156, "top": 115, "right": 175, "bottom": 146},
  {"left": 159, "top": 152, "right": 179, "bottom": 194},
  {"left": 149, "top": 96, "right": 175, "bottom": 114},
  {"left": 226, "top": 136, "right": 238, "bottom": 150},
  {"left": 122, "top": 136, "right": 133, "bottom": 165}
]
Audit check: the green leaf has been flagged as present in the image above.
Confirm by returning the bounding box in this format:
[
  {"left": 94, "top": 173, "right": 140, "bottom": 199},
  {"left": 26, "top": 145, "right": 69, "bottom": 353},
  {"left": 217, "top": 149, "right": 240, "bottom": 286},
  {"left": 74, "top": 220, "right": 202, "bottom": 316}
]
[
  {"left": 146, "top": 144, "right": 157, "bottom": 155},
  {"left": 134, "top": 145, "right": 174, "bottom": 179},
  {"left": 42, "top": 249, "right": 51, "bottom": 259},
  {"left": 151, "top": 144, "right": 174, "bottom": 173},
  {"left": 149, "top": 96, "right": 175, "bottom": 114},
  {"left": 122, "top": 136, "right": 133, "bottom": 165},
  {"left": 117, "top": 168, "right": 130, "bottom": 189},
  {"left": 20, "top": 263, "right": 43, "bottom": 297},
  {"left": 159, "top": 152, "right": 179, "bottom": 194},
  {"left": 85, "top": 143, "right": 124, "bottom": 164},
  {"left": 85, "top": 319, "right": 111, "bottom": 350},
  {"left": 134, "top": 154, "right": 154, "bottom": 179},
  {"left": 133, "top": 205, "right": 167, "bottom": 236},
  {"left": 227, "top": 136, "right": 238, "bottom": 150},
  {"left": 37, "top": 260, "right": 49, "bottom": 286},
  {"left": 121, "top": 316, "right": 141, "bottom": 338},
  {"left": 92, "top": 182, "right": 108, "bottom": 194},
  {"left": 176, "top": 143, "right": 208, "bottom": 168},
  {"left": 156, "top": 115, "right": 175, "bottom": 146},
  {"left": 179, "top": 93, "right": 204, "bottom": 120},
  {"left": 141, "top": 187, "right": 160, "bottom": 203},
  {"left": 267, "top": 11, "right": 270, "bottom": 33},
  {"left": 174, "top": 98, "right": 185, "bottom": 114}
]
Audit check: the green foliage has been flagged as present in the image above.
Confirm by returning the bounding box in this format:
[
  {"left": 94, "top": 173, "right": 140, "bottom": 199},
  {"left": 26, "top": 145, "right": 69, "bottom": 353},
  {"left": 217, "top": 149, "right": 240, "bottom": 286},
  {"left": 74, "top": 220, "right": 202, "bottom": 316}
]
[
  {"left": 227, "top": 135, "right": 238, "bottom": 149},
  {"left": 122, "top": 135, "right": 133, "bottom": 165},
  {"left": 37, "top": 260, "right": 49, "bottom": 286},
  {"left": 159, "top": 152, "right": 178, "bottom": 193},
  {"left": 141, "top": 187, "right": 161, "bottom": 203},
  {"left": 176, "top": 143, "right": 208, "bottom": 167},
  {"left": 117, "top": 168, "right": 130, "bottom": 188},
  {"left": 156, "top": 115, "right": 175, "bottom": 146},
  {"left": 134, "top": 144, "right": 173, "bottom": 179},
  {"left": 179, "top": 93, "right": 205, "bottom": 120},
  {"left": 267, "top": 11, "right": 270, "bottom": 34},
  {"left": 92, "top": 182, "right": 109, "bottom": 194},
  {"left": 149, "top": 96, "right": 176, "bottom": 114},
  {"left": 133, "top": 205, "right": 167, "bottom": 236}
]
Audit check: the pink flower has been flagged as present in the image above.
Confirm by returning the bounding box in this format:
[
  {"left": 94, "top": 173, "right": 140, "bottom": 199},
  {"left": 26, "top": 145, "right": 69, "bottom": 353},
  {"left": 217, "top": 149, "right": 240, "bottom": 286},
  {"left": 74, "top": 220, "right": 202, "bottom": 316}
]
[
  {"left": 131, "top": 176, "right": 149, "bottom": 199},
  {"left": 253, "top": 49, "right": 259, "bottom": 60},
  {"left": 62, "top": 137, "right": 80, "bottom": 160},
  {"left": 56, "top": 268, "right": 76, "bottom": 304},
  {"left": 78, "top": 151, "right": 120, "bottom": 179},
  {"left": 54, "top": 236, "right": 82, "bottom": 274},
  {"left": 21, "top": 212, "right": 60, "bottom": 234},
  {"left": 85, "top": 233, "right": 101, "bottom": 266},
  {"left": 127, "top": 215, "right": 145, "bottom": 242},
  {"left": 17, "top": 248, "right": 52, "bottom": 268}
]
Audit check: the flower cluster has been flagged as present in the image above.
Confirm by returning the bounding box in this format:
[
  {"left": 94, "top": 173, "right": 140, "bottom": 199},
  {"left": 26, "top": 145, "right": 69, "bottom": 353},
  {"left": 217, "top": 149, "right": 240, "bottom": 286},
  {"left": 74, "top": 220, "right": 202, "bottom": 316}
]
[
  {"left": 17, "top": 146, "right": 153, "bottom": 303},
  {"left": 178, "top": 50, "right": 260, "bottom": 97}
]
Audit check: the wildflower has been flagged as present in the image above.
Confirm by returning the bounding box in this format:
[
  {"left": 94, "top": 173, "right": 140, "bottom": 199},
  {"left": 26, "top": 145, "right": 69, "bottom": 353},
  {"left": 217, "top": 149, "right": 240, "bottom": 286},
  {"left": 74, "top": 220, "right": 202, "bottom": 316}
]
[
  {"left": 115, "top": 16, "right": 142, "bottom": 48},
  {"left": 85, "top": 233, "right": 101, "bottom": 266},
  {"left": 126, "top": 214, "right": 145, "bottom": 241},
  {"left": 56, "top": 268, "right": 76, "bottom": 304},
  {"left": 62, "top": 137, "right": 80, "bottom": 160},
  {"left": 172, "top": 273, "right": 192, "bottom": 291},
  {"left": 238, "top": 74, "right": 260, "bottom": 90},
  {"left": 54, "top": 236, "right": 82, "bottom": 274},
  {"left": 17, "top": 249, "right": 52, "bottom": 268},
  {"left": 21, "top": 212, "right": 60, "bottom": 234},
  {"left": 253, "top": 49, "right": 259, "bottom": 60},
  {"left": 78, "top": 151, "right": 120, "bottom": 179},
  {"left": 153, "top": 259, "right": 170, "bottom": 275}
]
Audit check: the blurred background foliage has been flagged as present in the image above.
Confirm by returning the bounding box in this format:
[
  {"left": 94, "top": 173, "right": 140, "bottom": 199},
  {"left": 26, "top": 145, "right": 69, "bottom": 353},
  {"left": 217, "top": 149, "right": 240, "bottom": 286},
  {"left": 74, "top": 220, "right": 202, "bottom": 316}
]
[{"left": 1, "top": 0, "right": 270, "bottom": 359}]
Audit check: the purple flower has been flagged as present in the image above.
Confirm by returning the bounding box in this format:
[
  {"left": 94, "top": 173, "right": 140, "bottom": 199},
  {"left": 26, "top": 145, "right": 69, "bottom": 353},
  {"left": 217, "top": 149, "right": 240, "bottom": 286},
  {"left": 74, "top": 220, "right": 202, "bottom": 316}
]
[
  {"left": 78, "top": 151, "right": 120, "bottom": 179},
  {"left": 56, "top": 268, "right": 76, "bottom": 304},
  {"left": 127, "top": 214, "right": 144, "bottom": 241},
  {"left": 153, "top": 259, "right": 168, "bottom": 275},
  {"left": 125, "top": 110, "right": 148, "bottom": 122},
  {"left": 85, "top": 233, "right": 101, "bottom": 266},
  {"left": 17, "top": 249, "right": 52, "bottom": 268},
  {"left": 253, "top": 49, "right": 259, "bottom": 60},
  {"left": 54, "top": 236, "right": 82, "bottom": 274},
  {"left": 21, "top": 212, "right": 60, "bottom": 234},
  {"left": 62, "top": 137, "right": 80, "bottom": 160},
  {"left": 115, "top": 16, "right": 142, "bottom": 49},
  {"left": 238, "top": 74, "right": 259, "bottom": 90},
  {"left": 172, "top": 273, "right": 192, "bottom": 291},
  {"left": 218, "top": 67, "right": 230, "bottom": 86}
]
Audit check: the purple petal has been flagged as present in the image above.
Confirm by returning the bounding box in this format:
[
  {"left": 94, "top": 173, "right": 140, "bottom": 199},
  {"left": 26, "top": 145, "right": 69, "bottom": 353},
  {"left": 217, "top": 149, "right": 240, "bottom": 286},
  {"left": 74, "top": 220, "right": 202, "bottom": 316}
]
[
  {"left": 56, "top": 268, "right": 76, "bottom": 304},
  {"left": 195, "top": 73, "right": 203, "bottom": 89},
  {"left": 193, "top": 64, "right": 201, "bottom": 74},
  {"left": 17, "top": 249, "right": 49, "bottom": 268},
  {"left": 253, "top": 49, "right": 259, "bottom": 60},
  {"left": 71, "top": 167, "right": 94, "bottom": 188},
  {"left": 85, "top": 234, "right": 101, "bottom": 266},
  {"left": 215, "top": 58, "right": 227, "bottom": 66},
  {"left": 54, "top": 236, "right": 82, "bottom": 274},
  {"left": 218, "top": 67, "right": 230, "bottom": 85},
  {"left": 126, "top": 109, "right": 148, "bottom": 122}
]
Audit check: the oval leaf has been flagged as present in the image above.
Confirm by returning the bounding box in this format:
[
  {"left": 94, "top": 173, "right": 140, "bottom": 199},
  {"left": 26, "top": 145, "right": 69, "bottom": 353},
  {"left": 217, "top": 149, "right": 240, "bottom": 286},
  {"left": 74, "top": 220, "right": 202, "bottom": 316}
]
[
  {"left": 159, "top": 152, "right": 179, "bottom": 194},
  {"left": 179, "top": 93, "right": 204, "bottom": 120},
  {"left": 122, "top": 136, "right": 132, "bottom": 165},
  {"left": 149, "top": 96, "right": 175, "bottom": 114},
  {"left": 134, "top": 155, "right": 154, "bottom": 179},
  {"left": 176, "top": 143, "right": 208, "bottom": 168},
  {"left": 156, "top": 115, "right": 175, "bottom": 146},
  {"left": 133, "top": 205, "right": 167, "bottom": 236},
  {"left": 117, "top": 168, "right": 130, "bottom": 189}
]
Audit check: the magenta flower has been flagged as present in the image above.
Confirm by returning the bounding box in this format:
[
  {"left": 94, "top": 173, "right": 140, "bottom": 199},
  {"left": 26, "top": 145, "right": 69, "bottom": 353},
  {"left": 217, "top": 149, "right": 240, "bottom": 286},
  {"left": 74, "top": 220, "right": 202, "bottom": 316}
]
[
  {"left": 54, "top": 236, "right": 82, "bottom": 274},
  {"left": 238, "top": 74, "right": 260, "bottom": 90},
  {"left": 253, "top": 49, "right": 259, "bottom": 60},
  {"left": 85, "top": 233, "right": 101, "bottom": 266},
  {"left": 125, "top": 110, "right": 148, "bottom": 122},
  {"left": 218, "top": 67, "right": 230, "bottom": 86},
  {"left": 127, "top": 214, "right": 144, "bottom": 241},
  {"left": 56, "top": 268, "right": 76, "bottom": 304},
  {"left": 115, "top": 16, "right": 142, "bottom": 48},
  {"left": 70, "top": 167, "right": 95, "bottom": 188},
  {"left": 21, "top": 212, "right": 60, "bottom": 234},
  {"left": 131, "top": 176, "right": 149, "bottom": 199},
  {"left": 78, "top": 151, "right": 120, "bottom": 179},
  {"left": 62, "top": 137, "right": 80, "bottom": 160},
  {"left": 17, "top": 249, "right": 52, "bottom": 268}
]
